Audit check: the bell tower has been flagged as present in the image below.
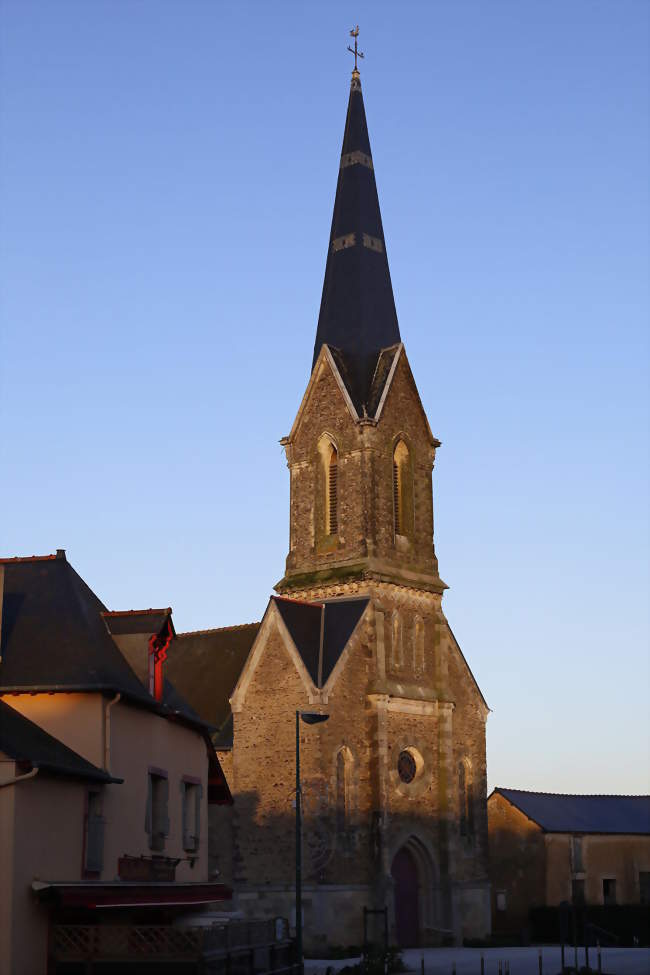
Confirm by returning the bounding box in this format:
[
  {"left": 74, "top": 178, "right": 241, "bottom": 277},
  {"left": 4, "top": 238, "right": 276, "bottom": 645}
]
[{"left": 276, "top": 64, "right": 445, "bottom": 599}]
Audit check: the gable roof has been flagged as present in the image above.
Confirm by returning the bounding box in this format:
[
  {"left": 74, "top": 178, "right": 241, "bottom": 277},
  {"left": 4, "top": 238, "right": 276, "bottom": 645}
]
[
  {"left": 312, "top": 71, "right": 400, "bottom": 415},
  {"left": 273, "top": 595, "right": 369, "bottom": 688},
  {"left": 0, "top": 554, "right": 150, "bottom": 701},
  {"left": 0, "top": 700, "right": 121, "bottom": 783},
  {"left": 164, "top": 623, "right": 260, "bottom": 741},
  {"left": 492, "top": 788, "right": 650, "bottom": 835}
]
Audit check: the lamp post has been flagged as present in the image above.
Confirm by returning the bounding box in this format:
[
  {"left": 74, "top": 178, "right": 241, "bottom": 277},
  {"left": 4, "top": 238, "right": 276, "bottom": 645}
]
[{"left": 295, "top": 709, "right": 329, "bottom": 973}]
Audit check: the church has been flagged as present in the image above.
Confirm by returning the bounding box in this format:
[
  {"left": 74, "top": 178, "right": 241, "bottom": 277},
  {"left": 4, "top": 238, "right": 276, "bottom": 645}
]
[{"left": 167, "top": 56, "right": 490, "bottom": 947}]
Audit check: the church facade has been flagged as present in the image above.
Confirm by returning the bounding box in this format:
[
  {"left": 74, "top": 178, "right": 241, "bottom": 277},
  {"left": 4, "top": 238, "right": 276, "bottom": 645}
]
[{"left": 170, "top": 64, "right": 490, "bottom": 947}]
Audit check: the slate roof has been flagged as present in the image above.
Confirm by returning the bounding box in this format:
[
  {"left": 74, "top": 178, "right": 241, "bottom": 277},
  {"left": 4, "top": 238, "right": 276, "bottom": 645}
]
[
  {"left": 102, "top": 609, "right": 173, "bottom": 637},
  {"left": 493, "top": 788, "right": 650, "bottom": 835},
  {"left": 165, "top": 623, "right": 260, "bottom": 745},
  {"left": 0, "top": 554, "right": 215, "bottom": 736},
  {"left": 273, "top": 595, "right": 369, "bottom": 687},
  {"left": 313, "top": 71, "right": 401, "bottom": 414},
  {"left": 0, "top": 699, "right": 121, "bottom": 783},
  {"left": 0, "top": 554, "right": 151, "bottom": 701}
]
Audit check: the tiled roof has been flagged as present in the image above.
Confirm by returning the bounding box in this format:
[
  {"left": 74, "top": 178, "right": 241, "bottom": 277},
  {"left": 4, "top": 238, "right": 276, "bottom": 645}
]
[
  {"left": 0, "top": 700, "right": 121, "bottom": 783},
  {"left": 493, "top": 788, "right": 650, "bottom": 835}
]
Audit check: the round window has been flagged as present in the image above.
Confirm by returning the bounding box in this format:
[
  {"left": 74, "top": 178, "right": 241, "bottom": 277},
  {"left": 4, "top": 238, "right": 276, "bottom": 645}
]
[{"left": 397, "top": 749, "right": 417, "bottom": 784}]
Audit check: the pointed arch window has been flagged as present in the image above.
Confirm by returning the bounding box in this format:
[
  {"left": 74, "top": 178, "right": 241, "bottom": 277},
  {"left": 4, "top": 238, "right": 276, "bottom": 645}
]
[
  {"left": 458, "top": 759, "right": 475, "bottom": 840},
  {"left": 414, "top": 615, "right": 425, "bottom": 672},
  {"left": 327, "top": 445, "right": 338, "bottom": 535},
  {"left": 335, "top": 746, "right": 353, "bottom": 834},
  {"left": 393, "top": 439, "right": 413, "bottom": 538},
  {"left": 318, "top": 435, "right": 339, "bottom": 539},
  {"left": 391, "top": 609, "right": 403, "bottom": 669}
]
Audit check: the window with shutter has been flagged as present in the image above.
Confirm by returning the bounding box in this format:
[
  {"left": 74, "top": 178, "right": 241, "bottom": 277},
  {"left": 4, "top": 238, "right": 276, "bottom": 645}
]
[
  {"left": 84, "top": 790, "right": 105, "bottom": 874},
  {"left": 182, "top": 779, "right": 202, "bottom": 852}
]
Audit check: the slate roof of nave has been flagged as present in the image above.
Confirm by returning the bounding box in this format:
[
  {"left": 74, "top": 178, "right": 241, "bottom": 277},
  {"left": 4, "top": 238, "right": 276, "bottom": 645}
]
[{"left": 165, "top": 623, "right": 261, "bottom": 746}]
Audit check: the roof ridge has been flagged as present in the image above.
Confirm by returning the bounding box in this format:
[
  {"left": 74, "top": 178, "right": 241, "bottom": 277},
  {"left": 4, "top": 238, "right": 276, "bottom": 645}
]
[
  {"left": 102, "top": 608, "right": 172, "bottom": 617},
  {"left": 498, "top": 787, "right": 650, "bottom": 799},
  {"left": 0, "top": 554, "right": 58, "bottom": 564},
  {"left": 176, "top": 621, "right": 260, "bottom": 638}
]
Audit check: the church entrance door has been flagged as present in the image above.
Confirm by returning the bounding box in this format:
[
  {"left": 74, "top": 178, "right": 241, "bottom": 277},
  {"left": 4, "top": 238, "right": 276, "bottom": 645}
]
[{"left": 392, "top": 846, "right": 420, "bottom": 947}]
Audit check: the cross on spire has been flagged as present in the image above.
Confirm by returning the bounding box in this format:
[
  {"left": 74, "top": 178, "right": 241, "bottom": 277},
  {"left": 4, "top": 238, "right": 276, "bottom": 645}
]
[{"left": 347, "top": 26, "right": 364, "bottom": 72}]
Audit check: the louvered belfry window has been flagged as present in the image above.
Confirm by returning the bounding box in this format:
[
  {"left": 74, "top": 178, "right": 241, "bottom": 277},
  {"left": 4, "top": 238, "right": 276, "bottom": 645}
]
[
  {"left": 393, "top": 439, "right": 410, "bottom": 536},
  {"left": 328, "top": 446, "right": 338, "bottom": 535},
  {"left": 393, "top": 459, "right": 401, "bottom": 534}
]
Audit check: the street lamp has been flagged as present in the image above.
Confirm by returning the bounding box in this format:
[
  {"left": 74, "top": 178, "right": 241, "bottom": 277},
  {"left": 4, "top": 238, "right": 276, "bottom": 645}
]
[{"left": 295, "top": 710, "right": 329, "bottom": 972}]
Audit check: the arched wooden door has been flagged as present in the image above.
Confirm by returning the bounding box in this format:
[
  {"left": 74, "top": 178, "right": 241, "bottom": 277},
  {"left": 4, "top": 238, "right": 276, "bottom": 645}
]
[{"left": 391, "top": 846, "right": 420, "bottom": 947}]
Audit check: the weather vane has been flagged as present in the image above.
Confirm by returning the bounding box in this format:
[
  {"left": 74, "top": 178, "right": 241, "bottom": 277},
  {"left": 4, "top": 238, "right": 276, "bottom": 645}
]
[{"left": 347, "top": 26, "right": 364, "bottom": 72}]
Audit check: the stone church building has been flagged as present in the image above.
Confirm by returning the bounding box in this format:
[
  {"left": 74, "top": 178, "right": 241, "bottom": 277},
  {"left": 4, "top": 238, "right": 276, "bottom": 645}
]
[{"left": 167, "top": 64, "right": 490, "bottom": 947}]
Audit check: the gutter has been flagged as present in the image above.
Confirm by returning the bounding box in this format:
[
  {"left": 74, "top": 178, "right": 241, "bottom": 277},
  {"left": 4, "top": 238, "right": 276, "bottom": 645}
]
[
  {"left": 104, "top": 693, "right": 121, "bottom": 772},
  {"left": 0, "top": 766, "right": 39, "bottom": 789}
]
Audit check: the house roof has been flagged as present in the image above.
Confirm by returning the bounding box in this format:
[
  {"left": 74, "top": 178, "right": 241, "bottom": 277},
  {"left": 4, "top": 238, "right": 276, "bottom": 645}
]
[
  {"left": 0, "top": 553, "right": 151, "bottom": 701},
  {"left": 0, "top": 699, "right": 121, "bottom": 783},
  {"left": 0, "top": 553, "right": 215, "bottom": 737},
  {"left": 273, "top": 595, "right": 369, "bottom": 687},
  {"left": 312, "top": 70, "right": 400, "bottom": 414},
  {"left": 164, "top": 623, "right": 260, "bottom": 744},
  {"left": 492, "top": 788, "right": 650, "bottom": 835}
]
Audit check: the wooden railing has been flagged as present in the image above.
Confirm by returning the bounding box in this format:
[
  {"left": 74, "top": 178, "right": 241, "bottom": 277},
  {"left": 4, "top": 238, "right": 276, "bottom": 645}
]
[{"left": 51, "top": 918, "right": 297, "bottom": 974}]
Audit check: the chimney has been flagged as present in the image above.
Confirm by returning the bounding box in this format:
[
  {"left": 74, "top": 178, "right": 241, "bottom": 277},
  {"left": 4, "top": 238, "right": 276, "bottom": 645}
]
[{"left": 56, "top": 549, "right": 66, "bottom": 560}]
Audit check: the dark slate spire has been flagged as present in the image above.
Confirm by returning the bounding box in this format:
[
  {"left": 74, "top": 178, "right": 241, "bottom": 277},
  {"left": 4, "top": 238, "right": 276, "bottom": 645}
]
[{"left": 312, "top": 68, "right": 401, "bottom": 413}]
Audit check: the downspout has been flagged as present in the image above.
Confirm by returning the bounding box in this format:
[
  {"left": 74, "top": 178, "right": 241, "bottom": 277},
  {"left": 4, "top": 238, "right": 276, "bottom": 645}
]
[
  {"left": 0, "top": 767, "right": 39, "bottom": 789},
  {"left": 104, "top": 693, "right": 121, "bottom": 772}
]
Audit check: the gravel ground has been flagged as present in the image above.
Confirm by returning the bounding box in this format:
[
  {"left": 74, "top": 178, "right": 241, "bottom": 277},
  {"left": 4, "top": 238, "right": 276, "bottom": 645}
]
[{"left": 306, "top": 946, "right": 650, "bottom": 975}]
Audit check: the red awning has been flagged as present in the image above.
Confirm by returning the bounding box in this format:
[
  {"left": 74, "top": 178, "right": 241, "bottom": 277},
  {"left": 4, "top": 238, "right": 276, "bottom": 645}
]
[{"left": 32, "top": 881, "right": 231, "bottom": 909}]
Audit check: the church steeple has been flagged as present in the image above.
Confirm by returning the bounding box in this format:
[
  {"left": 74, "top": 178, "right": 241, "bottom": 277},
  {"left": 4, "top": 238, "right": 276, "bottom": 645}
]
[{"left": 312, "top": 61, "right": 401, "bottom": 414}]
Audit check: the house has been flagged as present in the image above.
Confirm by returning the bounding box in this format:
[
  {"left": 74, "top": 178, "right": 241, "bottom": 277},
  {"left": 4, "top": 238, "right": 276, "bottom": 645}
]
[
  {"left": 488, "top": 788, "right": 650, "bottom": 936},
  {"left": 0, "top": 550, "right": 231, "bottom": 975}
]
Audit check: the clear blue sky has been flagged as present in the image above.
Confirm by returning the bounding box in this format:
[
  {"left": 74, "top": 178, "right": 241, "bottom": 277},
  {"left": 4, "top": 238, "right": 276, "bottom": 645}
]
[{"left": 1, "top": 1, "right": 648, "bottom": 794}]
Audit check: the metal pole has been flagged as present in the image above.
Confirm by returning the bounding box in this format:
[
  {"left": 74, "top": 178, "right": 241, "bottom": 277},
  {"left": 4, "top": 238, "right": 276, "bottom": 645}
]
[
  {"left": 481, "top": 955, "right": 485, "bottom": 975},
  {"left": 597, "top": 943, "right": 601, "bottom": 974},
  {"left": 295, "top": 710, "right": 303, "bottom": 975},
  {"left": 538, "top": 948, "right": 542, "bottom": 975}
]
